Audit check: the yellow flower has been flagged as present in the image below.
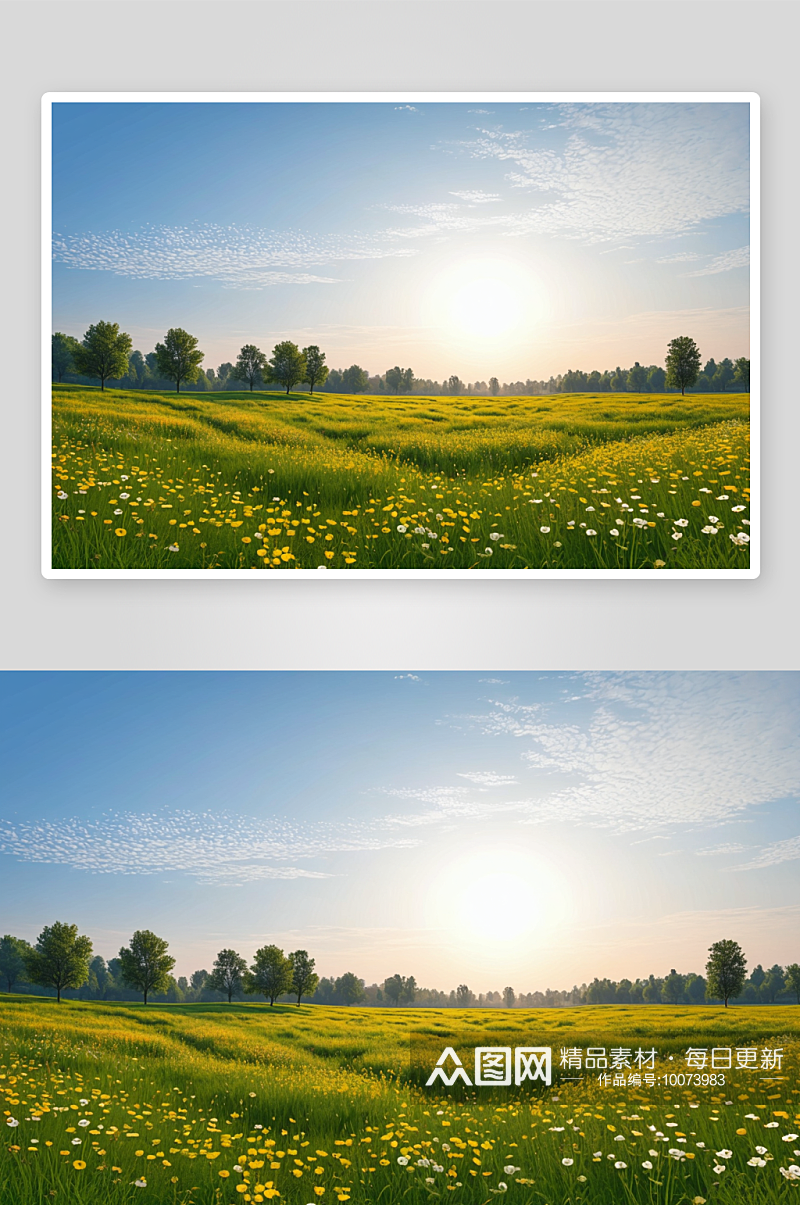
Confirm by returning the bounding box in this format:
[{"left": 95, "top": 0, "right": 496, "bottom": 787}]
[
  {"left": 314, "top": 1189, "right": 326, "bottom": 1197},
  {"left": 73, "top": 1160, "right": 86, "bottom": 1170},
  {"left": 219, "top": 1169, "right": 231, "bottom": 1178}
]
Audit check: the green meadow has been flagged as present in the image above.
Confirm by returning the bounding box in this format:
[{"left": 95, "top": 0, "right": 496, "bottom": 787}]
[
  {"left": 2, "top": 995, "right": 798, "bottom": 1204},
  {"left": 51, "top": 386, "right": 751, "bottom": 571}
]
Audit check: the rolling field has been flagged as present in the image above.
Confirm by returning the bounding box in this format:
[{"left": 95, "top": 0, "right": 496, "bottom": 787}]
[
  {"left": 2, "top": 996, "right": 798, "bottom": 1204},
  {"left": 51, "top": 386, "right": 751, "bottom": 571}
]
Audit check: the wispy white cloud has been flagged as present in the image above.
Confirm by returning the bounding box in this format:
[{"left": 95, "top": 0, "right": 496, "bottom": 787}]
[
  {"left": 479, "top": 678, "right": 509, "bottom": 685},
  {"left": 733, "top": 835, "right": 800, "bottom": 870},
  {"left": 657, "top": 251, "right": 702, "bottom": 264},
  {"left": 687, "top": 245, "right": 750, "bottom": 276},
  {"left": 695, "top": 842, "right": 748, "bottom": 857},
  {"left": 456, "top": 771, "right": 519, "bottom": 786},
  {"left": 448, "top": 190, "right": 500, "bottom": 204},
  {"left": 395, "top": 673, "right": 422, "bottom": 681},
  {"left": 52, "top": 224, "right": 416, "bottom": 290},
  {"left": 453, "top": 103, "right": 749, "bottom": 244},
  {"left": 466, "top": 673, "right": 800, "bottom": 832},
  {"left": 394, "top": 105, "right": 419, "bottom": 112},
  {"left": 0, "top": 809, "right": 420, "bottom": 885}
]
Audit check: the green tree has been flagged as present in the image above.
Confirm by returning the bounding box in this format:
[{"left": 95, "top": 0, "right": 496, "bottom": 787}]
[
  {"left": 447, "top": 375, "right": 463, "bottom": 395},
  {"left": 385, "top": 366, "right": 404, "bottom": 394},
  {"left": 0, "top": 935, "right": 32, "bottom": 992},
  {"left": 383, "top": 974, "right": 404, "bottom": 1005},
  {"left": 705, "top": 939, "right": 747, "bottom": 1007},
  {"left": 785, "top": 963, "right": 800, "bottom": 1004},
  {"left": 661, "top": 968, "right": 685, "bottom": 1004},
  {"left": 665, "top": 335, "right": 702, "bottom": 396},
  {"left": 647, "top": 366, "right": 666, "bottom": 392},
  {"left": 25, "top": 922, "right": 92, "bottom": 1002},
  {"left": 154, "top": 328, "right": 204, "bottom": 393},
  {"left": 118, "top": 930, "right": 176, "bottom": 1004},
  {"left": 761, "top": 964, "right": 785, "bottom": 1003},
  {"left": 503, "top": 985, "right": 516, "bottom": 1008},
  {"left": 206, "top": 948, "right": 248, "bottom": 1003},
  {"left": 334, "top": 972, "right": 365, "bottom": 1005},
  {"left": 685, "top": 973, "right": 707, "bottom": 1004},
  {"left": 266, "top": 341, "right": 307, "bottom": 394},
  {"left": 610, "top": 366, "right": 627, "bottom": 392},
  {"left": 385, "top": 366, "right": 414, "bottom": 394},
  {"left": 303, "top": 345, "right": 329, "bottom": 395},
  {"left": 734, "top": 357, "right": 751, "bottom": 390},
  {"left": 341, "top": 364, "right": 369, "bottom": 393},
  {"left": 627, "top": 362, "right": 648, "bottom": 392},
  {"left": 73, "top": 321, "right": 133, "bottom": 391},
  {"left": 455, "top": 983, "right": 474, "bottom": 1007},
  {"left": 230, "top": 344, "right": 268, "bottom": 392},
  {"left": 217, "top": 362, "right": 233, "bottom": 388},
  {"left": 246, "top": 944, "right": 292, "bottom": 1005},
  {"left": 52, "top": 332, "right": 81, "bottom": 383},
  {"left": 190, "top": 969, "right": 209, "bottom": 998},
  {"left": 288, "top": 949, "right": 319, "bottom": 1005},
  {"left": 489, "top": 376, "right": 499, "bottom": 396},
  {"left": 127, "top": 350, "right": 146, "bottom": 388}
]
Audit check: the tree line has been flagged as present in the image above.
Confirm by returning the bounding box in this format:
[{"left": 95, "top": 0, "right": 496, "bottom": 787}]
[
  {"left": 2, "top": 929, "right": 796, "bottom": 1009},
  {"left": 52, "top": 325, "right": 750, "bottom": 398}
]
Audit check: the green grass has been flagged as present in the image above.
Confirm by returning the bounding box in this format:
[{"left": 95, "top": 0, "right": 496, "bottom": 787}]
[
  {"left": 2, "top": 995, "right": 797, "bottom": 1204},
  {"left": 51, "top": 386, "right": 751, "bottom": 570}
]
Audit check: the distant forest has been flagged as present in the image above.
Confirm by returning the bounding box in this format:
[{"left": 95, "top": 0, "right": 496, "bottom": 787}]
[
  {"left": 2, "top": 951, "right": 796, "bottom": 1009},
  {"left": 52, "top": 335, "right": 749, "bottom": 398}
]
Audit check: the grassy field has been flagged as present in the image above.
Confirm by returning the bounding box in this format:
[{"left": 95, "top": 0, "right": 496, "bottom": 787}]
[
  {"left": 2, "top": 995, "right": 798, "bottom": 1204},
  {"left": 51, "top": 386, "right": 751, "bottom": 571}
]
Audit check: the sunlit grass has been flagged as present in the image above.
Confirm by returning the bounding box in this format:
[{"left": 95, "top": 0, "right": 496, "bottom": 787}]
[
  {"left": 2, "top": 997, "right": 797, "bottom": 1204},
  {"left": 51, "top": 386, "right": 751, "bottom": 571}
]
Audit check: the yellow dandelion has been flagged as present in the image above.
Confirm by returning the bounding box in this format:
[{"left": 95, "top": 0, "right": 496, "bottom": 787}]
[{"left": 73, "top": 1159, "right": 86, "bottom": 1169}]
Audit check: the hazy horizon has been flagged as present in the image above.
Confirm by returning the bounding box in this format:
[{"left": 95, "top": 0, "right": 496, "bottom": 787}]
[
  {"left": 1, "top": 672, "right": 795, "bottom": 991},
  {"left": 51, "top": 99, "right": 751, "bottom": 382}
]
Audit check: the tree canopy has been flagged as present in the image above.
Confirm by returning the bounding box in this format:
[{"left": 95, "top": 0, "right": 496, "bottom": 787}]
[
  {"left": 118, "top": 930, "right": 176, "bottom": 1004},
  {"left": 303, "top": 345, "right": 329, "bottom": 395},
  {"left": 25, "top": 922, "right": 93, "bottom": 1002},
  {"left": 246, "top": 944, "right": 293, "bottom": 1005},
  {"left": 266, "top": 341, "right": 307, "bottom": 394},
  {"left": 206, "top": 948, "right": 248, "bottom": 1003},
  {"left": 288, "top": 949, "right": 319, "bottom": 1005},
  {"left": 230, "top": 344, "right": 268, "bottom": 391},
  {"left": 0, "top": 934, "right": 32, "bottom": 992},
  {"left": 52, "top": 332, "right": 81, "bottom": 383},
  {"left": 705, "top": 938, "right": 747, "bottom": 1007},
  {"left": 665, "top": 335, "right": 702, "bottom": 396},
  {"left": 734, "top": 356, "right": 750, "bottom": 390},
  {"left": 154, "top": 328, "right": 204, "bottom": 392},
  {"left": 73, "top": 322, "right": 132, "bottom": 391}
]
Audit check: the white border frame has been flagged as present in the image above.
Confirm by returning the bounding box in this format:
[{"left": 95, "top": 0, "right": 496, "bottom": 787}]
[{"left": 42, "top": 91, "right": 759, "bottom": 580}]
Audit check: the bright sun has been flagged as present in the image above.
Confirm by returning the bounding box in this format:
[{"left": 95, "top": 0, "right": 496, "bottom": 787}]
[
  {"left": 427, "top": 847, "right": 564, "bottom": 945},
  {"left": 429, "top": 257, "right": 543, "bottom": 344},
  {"left": 450, "top": 278, "right": 522, "bottom": 338}
]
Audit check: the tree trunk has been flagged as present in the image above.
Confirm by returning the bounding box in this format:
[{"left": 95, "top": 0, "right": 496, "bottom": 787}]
[
  {"left": 57, "top": 984, "right": 61, "bottom": 1003},
  {"left": 177, "top": 380, "right": 181, "bottom": 393},
  {"left": 144, "top": 987, "right": 148, "bottom": 1005}
]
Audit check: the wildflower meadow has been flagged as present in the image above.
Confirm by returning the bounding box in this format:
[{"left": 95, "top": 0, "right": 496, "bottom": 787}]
[
  {"left": 2, "top": 996, "right": 798, "bottom": 1205},
  {"left": 50, "top": 386, "right": 751, "bottom": 572}
]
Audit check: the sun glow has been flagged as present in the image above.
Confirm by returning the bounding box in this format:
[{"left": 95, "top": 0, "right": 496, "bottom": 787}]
[
  {"left": 450, "top": 278, "right": 522, "bottom": 338},
  {"left": 427, "top": 846, "right": 566, "bottom": 946},
  {"left": 428, "top": 257, "right": 545, "bottom": 345}
]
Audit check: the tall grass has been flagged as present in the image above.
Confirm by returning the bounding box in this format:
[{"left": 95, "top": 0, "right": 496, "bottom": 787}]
[
  {"left": 1, "top": 996, "right": 797, "bottom": 1205},
  {"left": 51, "top": 386, "right": 751, "bottom": 571}
]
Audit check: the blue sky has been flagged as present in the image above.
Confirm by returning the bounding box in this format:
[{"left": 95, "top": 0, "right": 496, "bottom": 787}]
[
  {"left": 1, "top": 672, "right": 796, "bottom": 991},
  {"left": 51, "top": 100, "right": 751, "bottom": 381}
]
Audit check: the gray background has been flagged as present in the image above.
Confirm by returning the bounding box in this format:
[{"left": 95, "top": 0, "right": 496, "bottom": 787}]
[{"left": 2, "top": 0, "right": 795, "bottom": 670}]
